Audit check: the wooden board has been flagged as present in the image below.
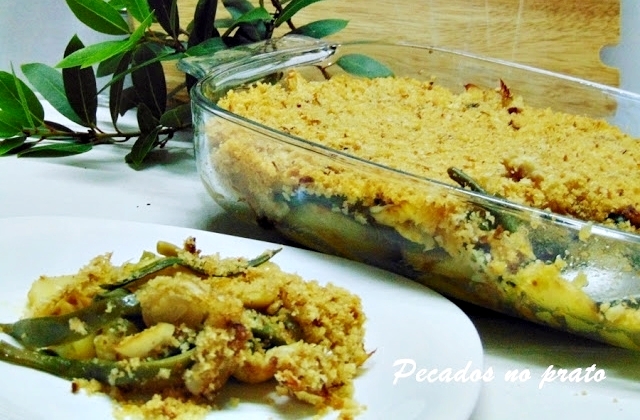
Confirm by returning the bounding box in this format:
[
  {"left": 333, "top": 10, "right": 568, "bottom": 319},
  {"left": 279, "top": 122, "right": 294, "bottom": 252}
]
[
  {"left": 173, "top": 0, "right": 619, "bottom": 87},
  {"left": 294, "top": 0, "right": 620, "bottom": 86}
]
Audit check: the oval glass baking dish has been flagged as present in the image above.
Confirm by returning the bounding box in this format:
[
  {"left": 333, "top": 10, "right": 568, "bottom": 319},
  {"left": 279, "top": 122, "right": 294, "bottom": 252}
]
[{"left": 181, "top": 35, "right": 640, "bottom": 350}]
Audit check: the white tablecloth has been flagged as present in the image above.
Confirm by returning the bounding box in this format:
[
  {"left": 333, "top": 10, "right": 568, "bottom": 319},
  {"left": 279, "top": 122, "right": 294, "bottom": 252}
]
[{"left": 1, "top": 103, "right": 639, "bottom": 420}]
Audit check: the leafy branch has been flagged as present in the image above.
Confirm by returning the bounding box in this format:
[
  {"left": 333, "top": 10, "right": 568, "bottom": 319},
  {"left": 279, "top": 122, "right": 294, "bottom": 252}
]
[{"left": 0, "top": 0, "right": 367, "bottom": 168}]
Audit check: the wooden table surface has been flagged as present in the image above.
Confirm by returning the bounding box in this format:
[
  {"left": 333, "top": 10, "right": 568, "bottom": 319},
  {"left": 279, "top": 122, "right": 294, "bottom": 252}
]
[
  {"left": 176, "top": 0, "right": 620, "bottom": 87},
  {"left": 295, "top": 0, "right": 620, "bottom": 86}
]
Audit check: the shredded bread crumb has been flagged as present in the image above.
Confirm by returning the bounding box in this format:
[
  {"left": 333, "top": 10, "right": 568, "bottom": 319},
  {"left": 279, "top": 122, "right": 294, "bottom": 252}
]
[
  {"left": 21, "top": 238, "right": 369, "bottom": 419},
  {"left": 217, "top": 70, "right": 640, "bottom": 232},
  {"left": 206, "top": 69, "right": 640, "bottom": 351}
]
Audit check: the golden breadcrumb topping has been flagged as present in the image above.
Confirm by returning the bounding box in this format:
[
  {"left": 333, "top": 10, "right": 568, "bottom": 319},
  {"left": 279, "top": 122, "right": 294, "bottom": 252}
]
[
  {"left": 20, "top": 238, "right": 369, "bottom": 419},
  {"left": 217, "top": 70, "right": 640, "bottom": 232},
  {"left": 207, "top": 70, "right": 640, "bottom": 351}
]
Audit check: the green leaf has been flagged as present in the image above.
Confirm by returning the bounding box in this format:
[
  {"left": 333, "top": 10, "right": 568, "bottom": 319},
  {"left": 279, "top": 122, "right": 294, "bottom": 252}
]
[
  {"left": 159, "top": 103, "right": 192, "bottom": 128},
  {"left": 0, "top": 112, "right": 24, "bottom": 139},
  {"left": 129, "top": 12, "right": 156, "bottom": 43},
  {"left": 100, "top": 47, "right": 178, "bottom": 93},
  {"left": 44, "top": 120, "right": 75, "bottom": 133},
  {"left": 0, "top": 137, "right": 26, "bottom": 156},
  {"left": 233, "top": 6, "right": 271, "bottom": 25},
  {"left": 290, "top": 19, "right": 348, "bottom": 38},
  {"left": 188, "top": 0, "right": 220, "bottom": 48},
  {"left": 336, "top": 54, "right": 395, "bottom": 78},
  {"left": 65, "top": 0, "right": 131, "bottom": 35},
  {"left": 0, "top": 71, "right": 44, "bottom": 135},
  {"left": 118, "top": 86, "right": 140, "bottom": 115},
  {"left": 17, "top": 142, "right": 93, "bottom": 157},
  {"left": 185, "top": 37, "right": 227, "bottom": 57},
  {"left": 213, "top": 17, "right": 234, "bottom": 29},
  {"left": 56, "top": 14, "right": 152, "bottom": 69},
  {"left": 107, "top": 0, "right": 127, "bottom": 9},
  {"left": 222, "top": 6, "right": 271, "bottom": 37},
  {"left": 0, "top": 117, "right": 24, "bottom": 138},
  {"left": 222, "top": 0, "right": 254, "bottom": 19},
  {"left": 3, "top": 71, "right": 45, "bottom": 127},
  {"left": 98, "top": 44, "right": 176, "bottom": 80},
  {"left": 96, "top": 52, "right": 126, "bottom": 77},
  {"left": 136, "top": 102, "right": 160, "bottom": 133},
  {"left": 12, "top": 72, "right": 45, "bottom": 130},
  {"left": 233, "top": 22, "right": 266, "bottom": 43},
  {"left": 57, "top": 40, "right": 132, "bottom": 69},
  {"left": 62, "top": 36, "right": 98, "bottom": 127},
  {"left": 0, "top": 72, "right": 22, "bottom": 111},
  {"left": 121, "top": 0, "right": 152, "bottom": 23},
  {"left": 21, "top": 63, "right": 84, "bottom": 126},
  {"left": 275, "top": 0, "right": 324, "bottom": 26},
  {"left": 131, "top": 43, "right": 167, "bottom": 119},
  {"left": 148, "top": 0, "right": 180, "bottom": 38},
  {"left": 125, "top": 127, "right": 161, "bottom": 168},
  {"left": 109, "top": 51, "right": 134, "bottom": 125}
]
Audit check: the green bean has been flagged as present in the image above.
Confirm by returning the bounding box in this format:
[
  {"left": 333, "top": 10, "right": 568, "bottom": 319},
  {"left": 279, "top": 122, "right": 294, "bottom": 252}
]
[
  {"left": 247, "top": 249, "right": 281, "bottom": 267},
  {"left": 0, "top": 291, "right": 140, "bottom": 349},
  {"left": 102, "top": 250, "right": 282, "bottom": 292},
  {"left": 246, "top": 310, "right": 301, "bottom": 349},
  {"left": 0, "top": 340, "right": 194, "bottom": 386},
  {"left": 100, "top": 257, "right": 191, "bottom": 291},
  {"left": 251, "top": 325, "right": 289, "bottom": 348},
  {"left": 447, "top": 167, "right": 490, "bottom": 195},
  {"left": 0, "top": 247, "right": 285, "bottom": 350},
  {"left": 447, "top": 167, "right": 520, "bottom": 233}
]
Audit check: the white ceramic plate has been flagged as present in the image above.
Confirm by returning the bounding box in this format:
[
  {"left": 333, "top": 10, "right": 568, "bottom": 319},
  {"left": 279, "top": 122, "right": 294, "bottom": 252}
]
[{"left": 0, "top": 216, "right": 483, "bottom": 420}]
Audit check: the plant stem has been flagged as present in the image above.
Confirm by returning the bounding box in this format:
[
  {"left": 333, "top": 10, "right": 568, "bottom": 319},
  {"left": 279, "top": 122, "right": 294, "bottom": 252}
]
[
  {"left": 270, "top": 0, "right": 297, "bottom": 31},
  {"left": 23, "top": 125, "right": 191, "bottom": 146}
]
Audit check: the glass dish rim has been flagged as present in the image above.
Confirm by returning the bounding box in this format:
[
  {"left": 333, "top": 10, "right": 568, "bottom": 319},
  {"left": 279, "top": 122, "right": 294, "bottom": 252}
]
[{"left": 190, "top": 36, "right": 640, "bottom": 246}]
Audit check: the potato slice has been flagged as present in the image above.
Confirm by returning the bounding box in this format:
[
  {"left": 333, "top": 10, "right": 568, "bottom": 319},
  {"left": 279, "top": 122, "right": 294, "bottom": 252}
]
[{"left": 115, "top": 322, "right": 175, "bottom": 358}]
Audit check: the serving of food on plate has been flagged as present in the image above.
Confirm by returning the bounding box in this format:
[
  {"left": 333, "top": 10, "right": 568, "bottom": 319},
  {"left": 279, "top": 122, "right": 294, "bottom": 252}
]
[
  {"left": 183, "top": 35, "right": 640, "bottom": 351},
  {"left": 0, "top": 237, "right": 370, "bottom": 419},
  {"left": 0, "top": 217, "right": 485, "bottom": 419}
]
